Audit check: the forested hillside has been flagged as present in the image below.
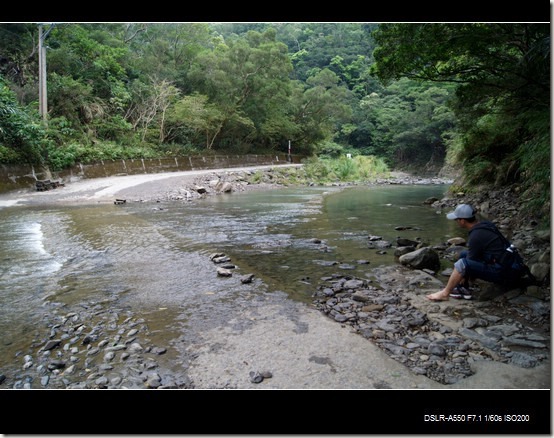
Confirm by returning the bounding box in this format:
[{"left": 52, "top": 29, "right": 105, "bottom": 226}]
[{"left": 0, "top": 23, "right": 550, "bottom": 216}]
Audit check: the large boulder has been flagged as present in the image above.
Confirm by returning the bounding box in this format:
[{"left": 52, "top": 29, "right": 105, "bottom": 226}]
[
  {"left": 216, "top": 181, "right": 233, "bottom": 193},
  {"left": 398, "top": 247, "right": 441, "bottom": 271}
]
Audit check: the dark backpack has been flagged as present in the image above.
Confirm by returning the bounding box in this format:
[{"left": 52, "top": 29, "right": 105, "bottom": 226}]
[
  {"left": 488, "top": 226, "right": 536, "bottom": 283},
  {"left": 497, "top": 244, "right": 525, "bottom": 270}
]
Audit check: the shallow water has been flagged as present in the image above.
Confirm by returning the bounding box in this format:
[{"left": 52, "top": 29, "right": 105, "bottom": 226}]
[
  {"left": 0, "top": 183, "right": 452, "bottom": 372},
  {"left": 152, "top": 184, "right": 455, "bottom": 302}
]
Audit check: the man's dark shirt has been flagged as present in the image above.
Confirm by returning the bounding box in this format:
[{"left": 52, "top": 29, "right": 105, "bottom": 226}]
[{"left": 467, "top": 221, "right": 507, "bottom": 264}]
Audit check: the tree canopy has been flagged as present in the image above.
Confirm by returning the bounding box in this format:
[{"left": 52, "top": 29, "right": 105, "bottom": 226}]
[{"left": 372, "top": 23, "right": 550, "bottom": 212}]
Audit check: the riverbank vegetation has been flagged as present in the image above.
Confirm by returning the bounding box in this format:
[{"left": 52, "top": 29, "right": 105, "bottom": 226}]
[
  {"left": 302, "top": 155, "right": 390, "bottom": 182},
  {"left": 0, "top": 23, "right": 549, "bottom": 217}
]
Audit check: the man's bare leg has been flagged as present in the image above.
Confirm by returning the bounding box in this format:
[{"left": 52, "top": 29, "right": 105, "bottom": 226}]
[{"left": 426, "top": 269, "right": 464, "bottom": 301}]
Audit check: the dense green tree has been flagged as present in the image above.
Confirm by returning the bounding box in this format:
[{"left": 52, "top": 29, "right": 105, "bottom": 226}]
[
  {"left": 278, "top": 23, "right": 377, "bottom": 86},
  {"left": 0, "top": 22, "right": 457, "bottom": 165},
  {"left": 372, "top": 25, "right": 549, "bottom": 164},
  {"left": 0, "top": 77, "right": 46, "bottom": 164},
  {"left": 42, "top": 23, "right": 134, "bottom": 148},
  {"left": 343, "top": 78, "right": 456, "bottom": 169},
  {"left": 289, "top": 68, "right": 353, "bottom": 152},
  {"left": 371, "top": 23, "right": 550, "bottom": 215},
  {"left": 165, "top": 93, "right": 224, "bottom": 149},
  {"left": 124, "top": 23, "right": 215, "bottom": 93},
  {"left": 0, "top": 23, "right": 39, "bottom": 99},
  {"left": 47, "top": 24, "right": 130, "bottom": 110},
  {"left": 48, "top": 72, "right": 102, "bottom": 129},
  {"left": 186, "top": 28, "right": 294, "bottom": 151}
]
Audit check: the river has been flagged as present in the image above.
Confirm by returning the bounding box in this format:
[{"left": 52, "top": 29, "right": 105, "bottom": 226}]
[{"left": 0, "top": 183, "right": 452, "bottom": 379}]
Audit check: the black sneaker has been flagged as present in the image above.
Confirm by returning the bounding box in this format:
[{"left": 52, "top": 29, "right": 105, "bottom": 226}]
[{"left": 449, "top": 285, "right": 473, "bottom": 300}]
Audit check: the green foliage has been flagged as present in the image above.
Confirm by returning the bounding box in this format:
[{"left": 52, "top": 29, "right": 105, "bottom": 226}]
[
  {"left": 92, "top": 115, "right": 134, "bottom": 143},
  {"left": 187, "top": 28, "right": 295, "bottom": 150},
  {"left": 45, "top": 141, "right": 160, "bottom": 171},
  {"left": 372, "top": 24, "right": 549, "bottom": 97},
  {"left": 0, "top": 77, "right": 46, "bottom": 164},
  {"left": 317, "top": 141, "right": 346, "bottom": 158},
  {"left": 0, "top": 144, "right": 20, "bottom": 162},
  {"left": 455, "top": 110, "right": 518, "bottom": 185},
  {"left": 45, "top": 143, "right": 85, "bottom": 170},
  {"left": 0, "top": 23, "right": 38, "bottom": 89},
  {"left": 451, "top": 96, "right": 550, "bottom": 218},
  {"left": 47, "top": 117, "right": 78, "bottom": 140},
  {"left": 334, "top": 156, "right": 356, "bottom": 180},
  {"left": 302, "top": 156, "right": 332, "bottom": 180},
  {"left": 250, "top": 170, "right": 264, "bottom": 183},
  {"left": 515, "top": 111, "right": 550, "bottom": 219},
  {"left": 288, "top": 69, "right": 353, "bottom": 153},
  {"left": 462, "top": 158, "right": 496, "bottom": 185},
  {"left": 1, "top": 23, "right": 439, "bottom": 172},
  {"left": 123, "top": 23, "right": 213, "bottom": 93},
  {"left": 353, "top": 78, "right": 455, "bottom": 168},
  {"left": 267, "top": 23, "right": 377, "bottom": 87},
  {"left": 302, "top": 155, "right": 389, "bottom": 183},
  {"left": 48, "top": 73, "right": 98, "bottom": 127},
  {"left": 48, "top": 24, "right": 130, "bottom": 106},
  {"left": 166, "top": 93, "right": 212, "bottom": 146},
  {"left": 371, "top": 23, "right": 550, "bottom": 216},
  {"left": 353, "top": 155, "right": 389, "bottom": 179}
]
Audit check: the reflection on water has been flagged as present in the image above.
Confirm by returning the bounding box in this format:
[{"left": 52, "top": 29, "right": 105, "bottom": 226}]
[{"left": 0, "top": 184, "right": 451, "bottom": 372}]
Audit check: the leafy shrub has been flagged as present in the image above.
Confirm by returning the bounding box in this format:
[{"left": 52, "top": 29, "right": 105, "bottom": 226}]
[
  {"left": 93, "top": 115, "right": 134, "bottom": 142},
  {"left": 0, "top": 144, "right": 20, "bottom": 163},
  {"left": 45, "top": 143, "right": 84, "bottom": 170},
  {"left": 302, "top": 156, "right": 331, "bottom": 180},
  {"left": 354, "top": 155, "right": 389, "bottom": 179},
  {"left": 0, "top": 79, "right": 47, "bottom": 164},
  {"left": 302, "top": 155, "right": 389, "bottom": 183},
  {"left": 317, "top": 141, "right": 346, "bottom": 158},
  {"left": 250, "top": 170, "right": 264, "bottom": 183},
  {"left": 334, "top": 156, "right": 356, "bottom": 180}
]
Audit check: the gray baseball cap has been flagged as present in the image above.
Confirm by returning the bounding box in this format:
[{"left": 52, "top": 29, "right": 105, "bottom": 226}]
[{"left": 446, "top": 204, "right": 475, "bottom": 220}]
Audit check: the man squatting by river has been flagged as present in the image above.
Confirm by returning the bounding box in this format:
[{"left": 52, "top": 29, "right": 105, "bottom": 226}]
[{"left": 426, "top": 204, "right": 526, "bottom": 302}]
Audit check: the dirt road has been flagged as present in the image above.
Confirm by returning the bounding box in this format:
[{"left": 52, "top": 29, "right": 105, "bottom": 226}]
[{"left": 0, "top": 164, "right": 303, "bottom": 206}]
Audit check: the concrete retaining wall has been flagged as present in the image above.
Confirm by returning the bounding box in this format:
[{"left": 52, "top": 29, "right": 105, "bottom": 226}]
[{"left": 0, "top": 154, "right": 301, "bottom": 193}]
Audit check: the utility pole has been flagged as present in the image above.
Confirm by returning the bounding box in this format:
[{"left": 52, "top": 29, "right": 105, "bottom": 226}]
[
  {"left": 38, "top": 24, "right": 47, "bottom": 125},
  {"left": 38, "top": 23, "right": 54, "bottom": 126},
  {"left": 288, "top": 140, "right": 292, "bottom": 162}
]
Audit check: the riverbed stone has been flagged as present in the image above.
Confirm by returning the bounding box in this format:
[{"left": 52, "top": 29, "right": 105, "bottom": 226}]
[
  {"left": 128, "top": 343, "right": 143, "bottom": 353},
  {"left": 217, "top": 267, "right": 233, "bottom": 277}
]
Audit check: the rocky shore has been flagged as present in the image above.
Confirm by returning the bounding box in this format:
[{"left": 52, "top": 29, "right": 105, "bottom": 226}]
[
  {"left": 310, "top": 177, "right": 550, "bottom": 386},
  {"left": 0, "top": 166, "right": 550, "bottom": 389}
]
